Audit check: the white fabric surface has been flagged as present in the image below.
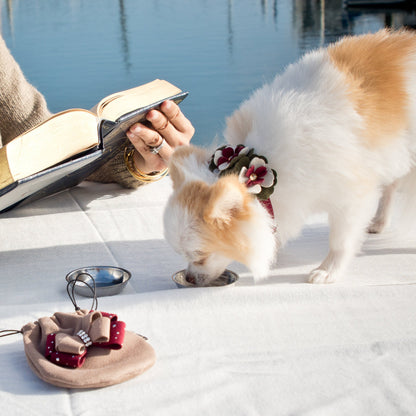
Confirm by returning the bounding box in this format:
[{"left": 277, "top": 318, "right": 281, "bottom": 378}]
[{"left": 1, "top": 179, "right": 416, "bottom": 415}]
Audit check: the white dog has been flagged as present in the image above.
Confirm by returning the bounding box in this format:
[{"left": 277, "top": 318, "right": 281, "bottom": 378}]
[{"left": 163, "top": 30, "right": 416, "bottom": 285}]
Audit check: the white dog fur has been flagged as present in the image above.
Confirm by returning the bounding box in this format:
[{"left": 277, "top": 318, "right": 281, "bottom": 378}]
[{"left": 163, "top": 29, "right": 416, "bottom": 285}]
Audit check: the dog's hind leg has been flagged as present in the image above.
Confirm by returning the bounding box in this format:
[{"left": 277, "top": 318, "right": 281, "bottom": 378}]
[
  {"left": 367, "top": 181, "right": 398, "bottom": 234},
  {"left": 309, "top": 192, "right": 379, "bottom": 284}
]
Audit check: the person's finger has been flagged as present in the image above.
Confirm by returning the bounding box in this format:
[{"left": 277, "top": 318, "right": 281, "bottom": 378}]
[
  {"left": 126, "top": 123, "right": 173, "bottom": 163},
  {"left": 151, "top": 138, "right": 174, "bottom": 161},
  {"left": 159, "top": 100, "right": 193, "bottom": 134},
  {"left": 145, "top": 110, "right": 178, "bottom": 146},
  {"left": 146, "top": 102, "right": 194, "bottom": 146},
  {"left": 133, "top": 143, "right": 167, "bottom": 173},
  {"left": 127, "top": 123, "right": 161, "bottom": 148},
  {"left": 128, "top": 134, "right": 168, "bottom": 173}
]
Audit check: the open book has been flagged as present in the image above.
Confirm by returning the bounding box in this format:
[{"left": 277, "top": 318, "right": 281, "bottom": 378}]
[{"left": 0, "top": 79, "right": 188, "bottom": 213}]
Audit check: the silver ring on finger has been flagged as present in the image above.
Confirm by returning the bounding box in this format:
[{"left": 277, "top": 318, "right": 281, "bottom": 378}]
[{"left": 149, "top": 138, "right": 166, "bottom": 154}]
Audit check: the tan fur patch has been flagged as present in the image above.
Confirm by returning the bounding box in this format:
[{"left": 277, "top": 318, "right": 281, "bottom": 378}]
[
  {"left": 172, "top": 144, "right": 205, "bottom": 161},
  {"left": 176, "top": 180, "right": 212, "bottom": 217},
  {"left": 203, "top": 177, "right": 253, "bottom": 263},
  {"left": 176, "top": 176, "right": 254, "bottom": 263},
  {"left": 168, "top": 159, "right": 184, "bottom": 190},
  {"left": 204, "top": 176, "right": 251, "bottom": 226},
  {"left": 328, "top": 30, "right": 415, "bottom": 147}
]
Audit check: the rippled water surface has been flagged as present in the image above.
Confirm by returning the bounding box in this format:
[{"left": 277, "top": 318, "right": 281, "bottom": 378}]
[{"left": 1, "top": 0, "right": 415, "bottom": 145}]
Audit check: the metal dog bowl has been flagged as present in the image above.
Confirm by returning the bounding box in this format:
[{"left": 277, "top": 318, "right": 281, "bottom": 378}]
[
  {"left": 172, "top": 269, "right": 239, "bottom": 288},
  {"left": 66, "top": 266, "right": 131, "bottom": 297}
]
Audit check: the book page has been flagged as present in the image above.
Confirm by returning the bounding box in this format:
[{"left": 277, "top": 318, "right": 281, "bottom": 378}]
[
  {"left": 96, "top": 79, "right": 182, "bottom": 121},
  {"left": 7, "top": 109, "right": 99, "bottom": 181}
]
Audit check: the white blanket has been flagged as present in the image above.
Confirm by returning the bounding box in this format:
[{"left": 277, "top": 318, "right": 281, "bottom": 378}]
[{"left": 1, "top": 179, "right": 416, "bottom": 415}]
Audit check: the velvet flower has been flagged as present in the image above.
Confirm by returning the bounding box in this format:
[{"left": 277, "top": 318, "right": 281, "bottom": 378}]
[
  {"left": 211, "top": 145, "right": 250, "bottom": 171},
  {"left": 209, "top": 144, "right": 277, "bottom": 200},
  {"left": 238, "top": 157, "right": 275, "bottom": 195}
]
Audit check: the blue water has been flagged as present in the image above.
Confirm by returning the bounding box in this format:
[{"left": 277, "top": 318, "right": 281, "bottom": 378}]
[{"left": 1, "top": 0, "right": 415, "bottom": 146}]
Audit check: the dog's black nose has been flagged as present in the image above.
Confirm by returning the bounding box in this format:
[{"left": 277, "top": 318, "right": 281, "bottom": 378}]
[{"left": 185, "top": 274, "right": 196, "bottom": 284}]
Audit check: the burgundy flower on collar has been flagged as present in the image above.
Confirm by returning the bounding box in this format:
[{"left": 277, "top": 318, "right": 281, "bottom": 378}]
[
  {"left": 238, "top": 157, "right": 275, "bottom": 195},
  {"left": 209, "top": 144, "right": 277, "bottom": 201},
  {"left": 212, "top": 145, "right": 250, "bottom": 171}
]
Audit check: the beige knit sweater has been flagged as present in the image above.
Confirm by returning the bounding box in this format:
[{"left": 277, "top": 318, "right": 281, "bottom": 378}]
[{"left": 0, "top": 35, "right": 141, "bottom": 189}]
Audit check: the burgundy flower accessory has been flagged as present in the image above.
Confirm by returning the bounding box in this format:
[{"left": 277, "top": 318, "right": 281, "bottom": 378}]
[
  {"left": 212, "top": 144, "right": 250, "bottom": 171},
  {"left": 238, "top": 157, "right": 276, "bottom": 195},
  {"left": 209, "top": 145, "right": 277, "bottom": 217},
  {"left": 0, "top": 274, "right": 156, "bottom": 388}
]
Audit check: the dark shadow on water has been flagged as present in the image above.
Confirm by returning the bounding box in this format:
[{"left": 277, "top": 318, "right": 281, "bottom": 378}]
[{"left": 118, "top": 0, "right": 131, "bottom": 73}]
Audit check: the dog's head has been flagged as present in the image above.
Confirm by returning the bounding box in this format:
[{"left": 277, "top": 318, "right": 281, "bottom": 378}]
[{"left": 163, "top": 145, "right": 277, "bottom": 286}]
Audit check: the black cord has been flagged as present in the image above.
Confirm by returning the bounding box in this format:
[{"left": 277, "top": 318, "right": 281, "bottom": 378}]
[
  {"left": 1, "top": 275, "right": 98, "bottom": 339},
  {"left": 0, "top": 329, "right": 22, "bottom": 338},
  {"left": 66, "top": 273, "right": 98, "bottom": 311}
]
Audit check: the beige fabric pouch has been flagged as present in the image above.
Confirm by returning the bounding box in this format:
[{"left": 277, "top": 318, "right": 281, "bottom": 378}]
[
  {"left": 20, "top": 309, "right": 156, "bottom": 388},
  {"left": 2, "top": 276, "right": 155, "bottom": 389}
]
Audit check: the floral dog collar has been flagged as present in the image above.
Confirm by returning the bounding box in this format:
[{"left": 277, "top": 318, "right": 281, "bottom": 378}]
[{"left": 209, "top": 145, "right": 277, "bottom": 218}]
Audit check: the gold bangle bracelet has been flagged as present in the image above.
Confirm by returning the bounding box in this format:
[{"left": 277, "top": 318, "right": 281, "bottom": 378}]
[{"left": 124, "top": 148, "right": 169, "bottom": 182}]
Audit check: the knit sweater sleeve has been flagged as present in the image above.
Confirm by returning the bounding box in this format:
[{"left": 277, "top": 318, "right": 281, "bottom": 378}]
[
  {"left": 0, "top": 36, "right": 51, "bottom": 146},
  {"left": 86, "top": 140, "right": 144, "bottom": 189},
  {"left": 0, "top": 35, "right": 143, "bottom": 189}
]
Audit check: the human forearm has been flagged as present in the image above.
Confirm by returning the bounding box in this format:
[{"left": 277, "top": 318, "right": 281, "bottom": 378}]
[{"left": 0, "top": 36, "right": 51, "bottom": 146}]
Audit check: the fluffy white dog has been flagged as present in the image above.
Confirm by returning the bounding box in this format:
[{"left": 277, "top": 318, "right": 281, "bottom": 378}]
[{"left": 163, "top": 30, "right": 416, "bottom": 285}]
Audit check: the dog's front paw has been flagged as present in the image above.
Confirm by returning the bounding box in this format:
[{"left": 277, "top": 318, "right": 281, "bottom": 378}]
[
  {"left": 308, "top": 268, "right": 335, "bottom": 284},
  {"left": 367, "top": 219, "right": 385, "bottom": 234}
]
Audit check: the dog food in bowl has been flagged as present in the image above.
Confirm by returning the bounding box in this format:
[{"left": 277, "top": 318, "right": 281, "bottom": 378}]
[{"left": 172, "top": 269, "right": 239, "bottom": 288}]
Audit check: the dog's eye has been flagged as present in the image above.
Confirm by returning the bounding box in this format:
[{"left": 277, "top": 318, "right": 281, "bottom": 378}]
[
  {"left": 193, "top": 251, "right": 208, "bottom": 266},
  {"left": 194, "top": 257, "right": 207, "bottom": 266}
]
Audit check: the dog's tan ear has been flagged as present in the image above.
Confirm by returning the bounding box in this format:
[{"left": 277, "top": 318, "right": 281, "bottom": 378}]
[
  {"left": 204, "top": 176, "right": 249, "bottom": 228},
  {"left": 168, "top": 145, "right": 208, "bottom": 191}
]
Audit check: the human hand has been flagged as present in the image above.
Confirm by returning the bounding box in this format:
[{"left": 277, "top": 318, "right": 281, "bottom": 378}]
[{"left": 126, "top": 100, "right": 194, "bottom": 174}]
